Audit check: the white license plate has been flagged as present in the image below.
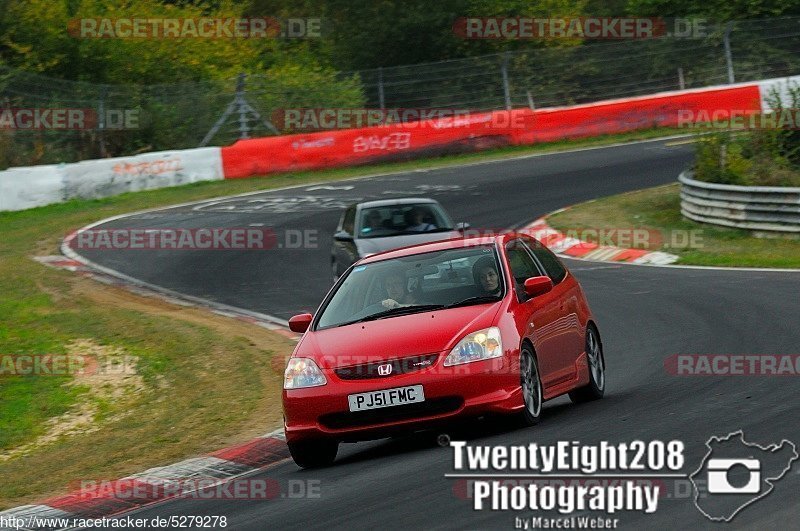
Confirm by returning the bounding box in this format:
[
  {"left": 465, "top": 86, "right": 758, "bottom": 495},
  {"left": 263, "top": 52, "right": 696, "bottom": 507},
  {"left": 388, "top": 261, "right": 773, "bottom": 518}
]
[{"left": 348, "top": 385, "right": 425, "bottom": 412}]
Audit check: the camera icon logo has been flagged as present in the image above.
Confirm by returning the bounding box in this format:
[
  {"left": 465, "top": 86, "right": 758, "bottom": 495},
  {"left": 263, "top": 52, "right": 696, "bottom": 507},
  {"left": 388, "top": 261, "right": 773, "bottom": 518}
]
[
  {"left": 690, "top": 431, "right": 798, "bottom": 522},
  {"left": 706, "top": 458, "right": 760, "bottom": 494}
]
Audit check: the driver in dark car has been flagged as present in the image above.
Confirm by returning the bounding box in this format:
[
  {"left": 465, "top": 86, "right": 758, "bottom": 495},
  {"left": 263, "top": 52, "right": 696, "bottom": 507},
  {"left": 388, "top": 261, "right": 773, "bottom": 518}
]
[
  {"left": 405, "top": 207, "right": 437, "bottom": 232},
  {"left": 472, "top": 255, "right": 501, "bottom": 297},
  {"left": 381, "top": 270, "right": 416, "bottom": 309}
]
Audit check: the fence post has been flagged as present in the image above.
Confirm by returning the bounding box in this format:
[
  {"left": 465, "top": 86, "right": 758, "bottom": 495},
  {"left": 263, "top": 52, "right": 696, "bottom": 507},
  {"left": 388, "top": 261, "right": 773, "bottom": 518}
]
[
  {"left": 97, "top": 87, "right": 107, "bottom": 158},
  {"left": 378, "top": 67, "right": 385, "bottom": 109},
  {"left": 501, "top": 53, "right": 512, "bottom": 110},
  {"left": 723, "top": 22, "right": 735, "bottom": 84},
  {"left": 236, "top": 73, "right": 250, "bottom": 139}
]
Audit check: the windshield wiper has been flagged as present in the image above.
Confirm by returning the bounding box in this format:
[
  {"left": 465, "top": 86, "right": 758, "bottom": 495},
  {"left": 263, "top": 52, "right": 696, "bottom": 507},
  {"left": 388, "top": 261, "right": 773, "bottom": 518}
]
[
  {"left": 361, "top": 304, "right": 446, "bottom": 321},
  {"left": 378, "top": 228, "right": 455, "bottom": 236},
  {"left": 445, "top": 295, "right": 501, "bottom": 309},
  {"left": 336, "top": 304, "right": 445, "bottom": 327},
  {"left": 361, "top": 231, "right": 405, "bottom": 238}
]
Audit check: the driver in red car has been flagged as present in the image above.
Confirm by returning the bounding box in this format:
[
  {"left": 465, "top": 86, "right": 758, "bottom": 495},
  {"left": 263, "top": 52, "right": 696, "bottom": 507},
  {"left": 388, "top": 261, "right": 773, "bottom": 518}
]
[{"left": 381, "top": 270, "right": 416, "bottom": 309}]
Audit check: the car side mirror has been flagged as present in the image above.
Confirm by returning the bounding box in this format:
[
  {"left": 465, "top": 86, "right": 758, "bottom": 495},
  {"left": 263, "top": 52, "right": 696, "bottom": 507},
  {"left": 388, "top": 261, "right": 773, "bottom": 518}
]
[
  {"left": 524, "top": 276, "right": 553, "bottom": 298},
  {"left": 334, "top": 231, "right": 353, "bottom": 242},
  {"left": 288, "top": 313, "right": 313, "bottom": 333},
  {"left": 455, "top": 222, "right": 471, "bottom": 232}
]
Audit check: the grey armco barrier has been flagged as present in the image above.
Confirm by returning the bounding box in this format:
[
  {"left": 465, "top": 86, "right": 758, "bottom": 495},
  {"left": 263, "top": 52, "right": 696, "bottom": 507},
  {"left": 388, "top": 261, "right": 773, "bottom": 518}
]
[{"left": 679, "top": 170, "right": 800, "bottom": 233}]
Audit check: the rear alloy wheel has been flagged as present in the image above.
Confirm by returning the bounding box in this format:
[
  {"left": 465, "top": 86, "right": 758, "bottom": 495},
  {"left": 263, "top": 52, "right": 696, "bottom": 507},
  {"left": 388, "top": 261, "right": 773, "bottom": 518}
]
[
  {"left": 520, "top": 346, "right": 543, "bottom": 426},
  {"left": 288, "top": 439, "right": 338, "bottom": 469},
  {"left": 569, "top": 325, "right": 605, "bottom": 403}
]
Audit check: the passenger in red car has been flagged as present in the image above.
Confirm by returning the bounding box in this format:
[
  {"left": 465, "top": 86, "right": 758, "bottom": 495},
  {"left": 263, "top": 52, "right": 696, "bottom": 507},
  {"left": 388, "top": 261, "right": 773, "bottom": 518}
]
[{"left": 472, "top": 256, "right": 501, "bottom": 297}]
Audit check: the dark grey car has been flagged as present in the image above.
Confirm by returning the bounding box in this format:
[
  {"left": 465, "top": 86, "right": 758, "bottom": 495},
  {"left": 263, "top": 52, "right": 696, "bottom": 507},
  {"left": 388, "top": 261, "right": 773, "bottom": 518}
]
[{"left": 330, "top": 198, "right": 468, "bottom": 281}]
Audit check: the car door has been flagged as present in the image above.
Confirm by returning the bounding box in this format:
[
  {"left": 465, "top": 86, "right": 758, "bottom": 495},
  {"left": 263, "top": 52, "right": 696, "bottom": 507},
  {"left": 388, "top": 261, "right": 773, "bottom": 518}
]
[
  {"left": 520, "top": 235, "right": 584, "bottom": 374},
  {"left": 505, "top": 239, "right": 573, "bottom": 391},
  {"left": 333, "top": 205, "right": 358, "bottom": 276}
]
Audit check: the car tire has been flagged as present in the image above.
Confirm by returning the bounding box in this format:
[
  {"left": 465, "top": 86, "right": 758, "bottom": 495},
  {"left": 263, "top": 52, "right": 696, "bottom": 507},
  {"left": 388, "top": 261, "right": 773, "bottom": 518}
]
[
  {"left": 520, "top": 346, "right": 543, "bottom": 426},
  {"left": 569, "top": 325, "right": 605, "bottom": 404},
  {"left": 288, "top": 439, "right": 339, "bottom": 469}
]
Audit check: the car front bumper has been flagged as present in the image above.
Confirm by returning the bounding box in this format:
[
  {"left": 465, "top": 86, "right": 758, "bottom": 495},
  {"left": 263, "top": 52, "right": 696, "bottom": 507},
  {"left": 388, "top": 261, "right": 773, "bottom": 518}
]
[{"left": 282, "top": 352, "right": 522, "bottom": 443}]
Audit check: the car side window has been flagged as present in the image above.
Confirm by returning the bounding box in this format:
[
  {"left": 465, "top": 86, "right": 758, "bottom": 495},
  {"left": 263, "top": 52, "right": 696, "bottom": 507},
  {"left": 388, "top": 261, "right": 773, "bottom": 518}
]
[
  {"left": 523, "top": 237, "right": 567, "bottom": 284},
  {"left": 342, "top": 207, "right": 356, "bottom": 235},
  {"left": 505, "top": 239, "right": 544, "bottom": 298}
]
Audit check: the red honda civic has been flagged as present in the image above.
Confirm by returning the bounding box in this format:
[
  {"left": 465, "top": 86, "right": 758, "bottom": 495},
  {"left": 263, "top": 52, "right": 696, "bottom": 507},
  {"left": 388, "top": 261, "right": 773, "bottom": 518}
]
[{"left": 282, "top": 233, "right": 605, "bottom": 468}]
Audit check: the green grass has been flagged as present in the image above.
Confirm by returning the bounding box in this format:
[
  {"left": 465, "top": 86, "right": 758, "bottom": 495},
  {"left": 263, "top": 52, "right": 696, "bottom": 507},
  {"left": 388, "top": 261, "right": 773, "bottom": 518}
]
[
  {"left": 548, "top": 184, "right": 800, "bottom": 268},
  {"left": 0, "top": 254, "right": 83, "bottom": 449},
  {"left": 0, "top": 200, "right": 297, "bottom": 507},
  {"left": 0, "top": 377, "right": 85, "bottom": 449}
]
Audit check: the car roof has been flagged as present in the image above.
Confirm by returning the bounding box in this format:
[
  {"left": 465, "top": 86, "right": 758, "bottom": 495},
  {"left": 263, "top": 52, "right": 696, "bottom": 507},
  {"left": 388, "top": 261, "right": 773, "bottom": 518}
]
[
  {"left": 359, "top": 233, "right": 512, "bottom": 264},
  {"left": 354, "top": 197, "right": 441, "bottom": 209}
]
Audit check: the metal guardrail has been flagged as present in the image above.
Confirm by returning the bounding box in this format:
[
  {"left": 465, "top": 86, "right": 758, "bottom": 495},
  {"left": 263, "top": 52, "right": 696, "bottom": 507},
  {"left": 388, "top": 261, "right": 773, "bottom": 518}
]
[{"left": 679, "top": 171, "right": 800, "bottom": 233}]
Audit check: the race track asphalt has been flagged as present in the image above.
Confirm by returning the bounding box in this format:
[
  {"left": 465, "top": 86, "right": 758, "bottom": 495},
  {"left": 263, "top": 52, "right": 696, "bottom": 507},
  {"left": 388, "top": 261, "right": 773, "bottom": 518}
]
[{"left": 73, "top": 138, "right": 800, "bottom": 530}]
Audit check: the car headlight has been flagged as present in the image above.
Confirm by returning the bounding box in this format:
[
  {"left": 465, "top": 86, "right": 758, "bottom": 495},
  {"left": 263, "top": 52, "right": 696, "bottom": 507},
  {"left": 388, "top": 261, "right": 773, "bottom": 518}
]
[
  {"left": 284, "top": 358, "right": 327, "bottom": 389},
  {"left": 443, "top": 327, "right": 503, "bottom": 366}
]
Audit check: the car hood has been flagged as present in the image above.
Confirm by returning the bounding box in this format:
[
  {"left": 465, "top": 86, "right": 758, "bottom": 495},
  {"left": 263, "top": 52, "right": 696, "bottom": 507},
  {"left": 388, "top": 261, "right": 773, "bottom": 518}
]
[
  {"left": 356, "top": 231, "right": 462, "bottom": 256},
  {"left": 297, "top": 303, "right": 502, "bottom": 369}
]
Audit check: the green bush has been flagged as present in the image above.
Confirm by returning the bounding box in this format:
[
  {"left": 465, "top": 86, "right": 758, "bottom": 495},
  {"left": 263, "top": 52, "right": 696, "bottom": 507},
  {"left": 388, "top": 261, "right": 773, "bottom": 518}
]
[{"left": 694, "top": 82, "right": 800, "bottom": 187}]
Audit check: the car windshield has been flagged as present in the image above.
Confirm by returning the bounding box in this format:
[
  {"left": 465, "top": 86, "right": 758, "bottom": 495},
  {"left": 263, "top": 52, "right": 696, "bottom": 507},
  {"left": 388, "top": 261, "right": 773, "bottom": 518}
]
[
  {"left": 357, "top": 203, "right": 454, "bottom": 238},
  {"left": 316, "top": 245, "right": 505, "bottom": 329}
]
